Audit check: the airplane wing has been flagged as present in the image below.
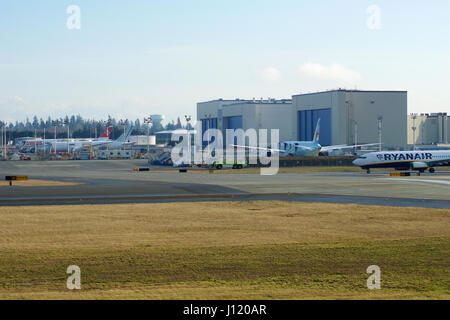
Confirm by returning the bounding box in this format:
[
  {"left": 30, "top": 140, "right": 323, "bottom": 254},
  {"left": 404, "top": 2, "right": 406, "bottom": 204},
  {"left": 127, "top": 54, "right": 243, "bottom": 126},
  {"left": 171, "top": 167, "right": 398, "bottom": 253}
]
[
  {"left": 230, "top": 144, "right": 285, "bottom": 153},
  {"left": 426, "top": 158, "right": 450, "bottom": 166},
  {"left": 320, "top": 143, "right": 381, "bottom": 152}
]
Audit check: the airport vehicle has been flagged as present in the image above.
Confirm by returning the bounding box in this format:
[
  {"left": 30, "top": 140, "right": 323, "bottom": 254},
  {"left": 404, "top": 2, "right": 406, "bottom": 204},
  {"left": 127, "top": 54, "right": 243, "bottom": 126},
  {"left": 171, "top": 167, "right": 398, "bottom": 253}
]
[
  {"left": 233, "top": 119, "right": 380, "bottom": 157},
  {"left": 352, "top": 150, "right": 450, "bottom": 173},
  {"left": 212, "top": 159, "right": 247, "bottom": 169},
  {"left": 150, "top": 150, "right": 173, "bottom": 166}
]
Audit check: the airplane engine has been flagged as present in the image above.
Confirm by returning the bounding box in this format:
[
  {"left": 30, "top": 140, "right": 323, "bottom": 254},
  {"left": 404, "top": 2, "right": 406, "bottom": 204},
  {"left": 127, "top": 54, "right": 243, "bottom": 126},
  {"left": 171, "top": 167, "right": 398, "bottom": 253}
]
[{"left": 411, "top": 162, "right": 428, "bottom": 170}]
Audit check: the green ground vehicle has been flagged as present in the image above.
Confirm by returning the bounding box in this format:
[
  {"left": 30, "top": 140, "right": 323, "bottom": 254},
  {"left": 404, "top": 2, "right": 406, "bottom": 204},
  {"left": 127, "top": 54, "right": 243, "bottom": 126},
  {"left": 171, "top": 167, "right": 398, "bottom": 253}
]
[{"left": 212, "top": 159, "right": 247, "bottom": 170}]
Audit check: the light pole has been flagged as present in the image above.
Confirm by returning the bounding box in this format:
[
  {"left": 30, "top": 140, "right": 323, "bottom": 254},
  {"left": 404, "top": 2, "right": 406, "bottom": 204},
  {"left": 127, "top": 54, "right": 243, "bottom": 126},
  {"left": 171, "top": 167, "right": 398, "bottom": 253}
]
[
  {"left": 2, "top": 122, "right": 7, "bottom": 160},
  {"left": 0, "top": 124, "right": 3, "bottom": 160},
  {"left": 34, "top": 128, "right": 37, "bottom": 155},
  {"left": 144, "top": 116, "right": 152, "bottom": 159},
  {"left": 2, "top": 123, "right": 5, "bottom": 160},
  {"left": 204, "top": 114, "right": 211, "bottom": 144},
  {"left": 204, "top": 114, "right": 213, "bottom": 164},
  {"left": 64, "top": 119, "right": 70, "bottom": 154},
  {"left": 120, "top": 119, "right": 126, "bottom": 137},
  {"left": 52, "top": 120, "right": 58, "bottom": 155},
  {"left": 353, "top": 120, "right": 358, "bottom": 154},
  {"left": 377, "top": 116, "right": 383, "bottom": 152},
  {"left": 185, "top": 115, "right": 192, "bottom": 163},
  {"left": 43, "top": 126, "right": 46, "bottom": 156},
  {"left": 412, "top": 115, "right": 417, "bottom": 151}
]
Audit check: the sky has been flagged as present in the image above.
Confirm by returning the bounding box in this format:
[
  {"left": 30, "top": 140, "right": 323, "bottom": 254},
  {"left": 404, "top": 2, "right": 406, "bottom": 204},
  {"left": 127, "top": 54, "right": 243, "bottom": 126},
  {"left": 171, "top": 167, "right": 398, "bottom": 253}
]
[{"left": 0, "top": 0, "right": 449, "bottom": 124}]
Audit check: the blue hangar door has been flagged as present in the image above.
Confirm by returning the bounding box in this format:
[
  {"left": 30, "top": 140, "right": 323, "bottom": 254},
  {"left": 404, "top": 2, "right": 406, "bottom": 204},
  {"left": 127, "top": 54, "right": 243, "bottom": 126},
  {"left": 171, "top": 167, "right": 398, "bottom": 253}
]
[
  {"left": 201, "top": 118, "right": 218, "bottom": 148},
  {"left": 224, "top": 116, "right": 243, "bottom": 145},
  {"left": 298, "top": 109, "right": 331, "bottom": 145}
]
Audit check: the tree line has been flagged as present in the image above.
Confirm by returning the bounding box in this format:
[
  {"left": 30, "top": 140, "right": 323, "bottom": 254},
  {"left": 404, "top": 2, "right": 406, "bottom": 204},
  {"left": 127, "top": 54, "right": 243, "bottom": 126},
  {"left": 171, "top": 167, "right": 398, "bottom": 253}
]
[{"left": 0, "top": 115, "right": 193, "bottom": 141}]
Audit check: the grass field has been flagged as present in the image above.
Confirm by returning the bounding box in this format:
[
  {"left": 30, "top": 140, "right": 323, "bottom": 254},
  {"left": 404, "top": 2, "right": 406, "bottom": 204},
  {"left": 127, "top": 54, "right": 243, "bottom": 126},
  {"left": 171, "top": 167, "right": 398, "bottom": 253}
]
[{"left": 0, "top": 201, "right": 448, "bottom": 299}]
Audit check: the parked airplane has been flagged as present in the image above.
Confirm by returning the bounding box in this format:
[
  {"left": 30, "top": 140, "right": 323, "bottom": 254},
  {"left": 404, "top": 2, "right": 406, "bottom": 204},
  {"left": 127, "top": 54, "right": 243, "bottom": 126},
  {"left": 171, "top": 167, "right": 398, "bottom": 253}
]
[
  {"left": 21, "top": 125, "right": 133, "bottom": 153},
  {"left": 233, "top": 119, "right": 380, "bottom": 157},
  {"left": 72, "top": 125, "right": 135, "bottom": 152},
  {"left": 353, "top": 150, "right": 450, "bottom": 173},
  {"left": 19, "top": 126, "right": 112, "bottom": 151}
]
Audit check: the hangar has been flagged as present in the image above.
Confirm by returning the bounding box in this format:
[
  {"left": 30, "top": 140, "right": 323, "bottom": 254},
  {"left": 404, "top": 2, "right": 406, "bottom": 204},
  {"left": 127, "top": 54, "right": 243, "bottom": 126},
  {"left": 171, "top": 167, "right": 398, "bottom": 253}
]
[
  {"left": 408, "top": 113, "right": 449, "bottom": 147},
  {"left": 197, "top": 90, "right": 408, "bottom": 150}
]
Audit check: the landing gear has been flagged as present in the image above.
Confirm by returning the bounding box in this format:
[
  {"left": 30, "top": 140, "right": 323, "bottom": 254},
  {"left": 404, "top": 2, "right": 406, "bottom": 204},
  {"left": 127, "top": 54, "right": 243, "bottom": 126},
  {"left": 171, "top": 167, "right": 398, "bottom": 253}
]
[
  {"left": 366, "top": 169, "right": 371, "bottom": 174},
  {"left": 429, "top": 167, "right": 435, "bottom": 173}
]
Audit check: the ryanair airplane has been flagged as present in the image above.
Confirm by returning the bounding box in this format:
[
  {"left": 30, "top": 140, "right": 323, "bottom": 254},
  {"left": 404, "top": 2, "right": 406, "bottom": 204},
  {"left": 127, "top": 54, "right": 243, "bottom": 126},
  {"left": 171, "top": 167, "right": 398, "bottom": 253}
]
[{"left": 353, "top": 150, "right": 450, "bottom": 173}]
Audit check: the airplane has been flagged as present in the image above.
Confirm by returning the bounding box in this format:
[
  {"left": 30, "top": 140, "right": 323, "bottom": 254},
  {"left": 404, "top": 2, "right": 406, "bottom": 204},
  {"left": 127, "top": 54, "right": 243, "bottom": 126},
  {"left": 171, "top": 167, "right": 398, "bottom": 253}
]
[
  {"left": 232, "top": 118, "right": 380, "bottom": 157},
  {"left": 72, "top": 125, "right": 135, "bottom": 153},
  {"left": 19, "top": 126, "right": 112, "bottom": 151},
  {"left": 353, "top": 150, "right": 450, "bottom": 173},
  {"left": 22, "top": 125, "right": 134, "bottom": 153}
]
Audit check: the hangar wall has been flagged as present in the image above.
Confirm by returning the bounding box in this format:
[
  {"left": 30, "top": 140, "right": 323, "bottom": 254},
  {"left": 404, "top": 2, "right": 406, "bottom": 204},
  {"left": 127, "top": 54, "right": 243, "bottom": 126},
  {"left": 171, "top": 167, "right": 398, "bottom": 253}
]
[
  {"left": 197, "top": 90, "right": 408, "bottom": 150},
  {"left": 407, "top": 113, "right": 449, "bottom": 146},
  {"left": 197, "top": 99, "right": 293, "bottom": 143},
  {"left": 292, "top": 90, "right": 407, "bottom": 149}
]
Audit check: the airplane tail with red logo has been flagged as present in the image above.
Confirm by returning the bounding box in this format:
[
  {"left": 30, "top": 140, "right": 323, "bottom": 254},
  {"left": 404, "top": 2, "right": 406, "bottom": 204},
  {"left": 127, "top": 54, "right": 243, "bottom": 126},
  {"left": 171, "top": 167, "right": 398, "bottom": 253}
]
[
  {"left": 313, "top": 118, "right": 320, "bottom": 143},
  {"left": 99, "top": 126, "right": 112, "bottom": 140}
]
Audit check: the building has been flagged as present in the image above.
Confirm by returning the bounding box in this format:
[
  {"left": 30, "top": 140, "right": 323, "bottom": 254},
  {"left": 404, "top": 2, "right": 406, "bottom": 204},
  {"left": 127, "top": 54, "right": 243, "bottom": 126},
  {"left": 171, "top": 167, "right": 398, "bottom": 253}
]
[
  {"left": 408, "top": 113, "right": 449, "bottom": 147},
  {"left": 197, "top": 98, "right": 293, "bottom": 143},
  {"left": 197, "top": 90, "right": 408, "bottom": 149},
  {"left": 155, "top": 129, "right": 196, "bottom": 146},
  {"left": 129, "top": 135, "right": 156, "bottom": 146}
]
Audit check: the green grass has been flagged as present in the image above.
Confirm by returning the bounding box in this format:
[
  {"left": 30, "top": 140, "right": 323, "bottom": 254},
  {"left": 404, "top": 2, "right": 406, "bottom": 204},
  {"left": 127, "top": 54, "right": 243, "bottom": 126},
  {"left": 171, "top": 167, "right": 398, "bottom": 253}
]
[{"left": 1, "top": 238, "right": 448, "bottom": 299}]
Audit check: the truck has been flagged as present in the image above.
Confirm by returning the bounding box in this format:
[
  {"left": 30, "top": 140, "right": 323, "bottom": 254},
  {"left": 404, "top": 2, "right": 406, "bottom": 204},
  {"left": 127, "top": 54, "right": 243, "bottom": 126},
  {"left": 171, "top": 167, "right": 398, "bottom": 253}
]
[{"left": 212, "top": 159, "right": 247, "bottom": 170}]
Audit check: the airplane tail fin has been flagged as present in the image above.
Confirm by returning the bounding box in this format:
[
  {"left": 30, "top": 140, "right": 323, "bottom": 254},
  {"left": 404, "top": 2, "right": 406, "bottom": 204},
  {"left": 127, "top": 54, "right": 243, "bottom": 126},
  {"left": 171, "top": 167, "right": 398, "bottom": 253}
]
[
  {"left": 116, "top": 125, "right": 134, "bottom": 142},
  {"left": 99, "top": 126, "right": 112, "bottom": 140},
  {"left": 313, "top": 118, "right": 320, "bottom": 143}
]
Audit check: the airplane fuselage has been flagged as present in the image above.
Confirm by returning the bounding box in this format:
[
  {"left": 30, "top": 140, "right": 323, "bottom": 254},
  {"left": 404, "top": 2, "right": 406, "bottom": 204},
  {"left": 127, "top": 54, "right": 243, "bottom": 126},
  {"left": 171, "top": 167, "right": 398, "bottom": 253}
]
[
  {"left": 278, "top": 141, "right": 321, "bottom": 157},
  {"left": 353, "top": 150, "right": 450, "bottom": 172}
]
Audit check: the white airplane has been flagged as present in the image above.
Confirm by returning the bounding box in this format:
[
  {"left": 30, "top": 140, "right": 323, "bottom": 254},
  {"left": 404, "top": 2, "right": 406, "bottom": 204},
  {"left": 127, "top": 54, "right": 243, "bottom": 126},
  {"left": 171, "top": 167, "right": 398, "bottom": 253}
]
[
  {"left": 23, "top": 125, "right": 134, "bottom": 153},
  {"left": 20, "top": 126, "right": 112, "bottom": 151},
  {"left": 233, "top": 118, "right": 380, "bottom": 157},
  {"left": 71, "top": 125, "right": 135, "bottom": 152},
  {"left": 353, "top": 150, "right": 450, "bottom": 173}
]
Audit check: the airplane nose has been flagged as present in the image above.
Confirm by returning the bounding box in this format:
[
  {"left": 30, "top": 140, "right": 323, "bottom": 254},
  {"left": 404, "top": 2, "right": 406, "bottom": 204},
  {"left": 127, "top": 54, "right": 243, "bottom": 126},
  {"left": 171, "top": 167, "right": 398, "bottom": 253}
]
[{"left": 352, "top": 159, "right": 360, "bottom": 165}]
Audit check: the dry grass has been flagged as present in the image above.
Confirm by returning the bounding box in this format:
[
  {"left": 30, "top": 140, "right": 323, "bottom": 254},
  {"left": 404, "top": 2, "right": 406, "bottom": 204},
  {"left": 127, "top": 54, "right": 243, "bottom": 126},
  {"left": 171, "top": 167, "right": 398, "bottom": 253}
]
[
  {"left": 0, "top": 201, "right": 448, "bottom": 299},
  {"left": 0, "top": 180, "right": 83, "bottom": 187}
]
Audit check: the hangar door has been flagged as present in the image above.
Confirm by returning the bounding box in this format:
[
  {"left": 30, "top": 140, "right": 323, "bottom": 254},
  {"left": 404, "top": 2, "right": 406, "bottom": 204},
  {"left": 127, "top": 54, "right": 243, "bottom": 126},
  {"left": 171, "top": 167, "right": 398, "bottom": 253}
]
[
  {"left": 224, "top": 116, "right": 243, "bottom": 145},
  {"left": 298, "top": 109, "right": 331, "bottom": 145},
  {"left": 202, "top": 118, "right": 218, "bottom": 147},
  {"left": 224, "top": 116, "right": 243, "bottom": 130}
]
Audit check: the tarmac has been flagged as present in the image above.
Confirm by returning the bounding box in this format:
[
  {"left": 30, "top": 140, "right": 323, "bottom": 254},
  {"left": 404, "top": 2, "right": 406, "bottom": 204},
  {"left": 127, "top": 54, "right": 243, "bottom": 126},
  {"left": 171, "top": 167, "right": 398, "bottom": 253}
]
[{"left": 0, "top": 160, "right": 449, "bottom": 208}]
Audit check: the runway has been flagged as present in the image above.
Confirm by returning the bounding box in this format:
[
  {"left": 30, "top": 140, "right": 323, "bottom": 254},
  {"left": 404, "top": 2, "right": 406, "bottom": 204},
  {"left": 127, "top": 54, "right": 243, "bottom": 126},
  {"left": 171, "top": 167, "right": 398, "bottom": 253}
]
[{"left": 1, "top": 160, "right": 449, "bottom": 208}]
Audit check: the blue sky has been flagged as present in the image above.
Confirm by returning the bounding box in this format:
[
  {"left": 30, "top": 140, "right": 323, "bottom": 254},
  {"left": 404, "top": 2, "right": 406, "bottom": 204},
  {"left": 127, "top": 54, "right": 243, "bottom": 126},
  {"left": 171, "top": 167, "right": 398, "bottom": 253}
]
[{"left": 1, "top": 0, "right": 449, "bottom": 123}]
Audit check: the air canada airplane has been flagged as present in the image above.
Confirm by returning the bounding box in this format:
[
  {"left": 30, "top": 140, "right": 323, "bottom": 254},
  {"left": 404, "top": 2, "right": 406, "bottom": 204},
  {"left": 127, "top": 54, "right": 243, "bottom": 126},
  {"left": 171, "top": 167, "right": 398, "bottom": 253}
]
[
  {"left": 233, "top": 118, "right": 380, "bottom": 157},
  {"left": 353, "top": 150, "right": 450, "bottom": 173}
]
